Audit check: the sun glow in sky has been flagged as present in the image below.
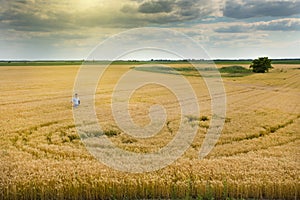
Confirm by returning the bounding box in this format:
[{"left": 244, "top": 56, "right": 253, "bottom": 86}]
[
  {"left": 0, "top": 0, "right": 299, "bottom": 60},
  {"left": 76, "top": 0, "right": 104, "bottom": 10}
]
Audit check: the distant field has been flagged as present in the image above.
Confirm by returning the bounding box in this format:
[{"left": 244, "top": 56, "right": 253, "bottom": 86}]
[
  {"left": 0, "top": 63, "right": 299, "bottom": 199},
  {"left": 1, "top": 59, "right": 300, "bottom": 66}
]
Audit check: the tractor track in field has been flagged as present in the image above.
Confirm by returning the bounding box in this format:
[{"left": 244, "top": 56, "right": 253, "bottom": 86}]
[
  {"left": 214, "top": 137, "right": 299, "bottom": 159},
  {"left": 0, "top": 95, "right": 71, "bottom": 106},
  {"left": 219, "top": 115, "right": 299, "bottom": 145},
  {"left": 10, "top": 120, "right": 62, "bottom": 136},
  {"left": 223, "top": 78, "right": 299, "bottom": 114},
  {"left": 10, "top": 121, "right": 92, "bottom": 160},
  {"left": 212, "top": 116, "right": 300, "bottom": 158},
  {"left": 212, "top": 138, "right": 300, "bottom": 159}
]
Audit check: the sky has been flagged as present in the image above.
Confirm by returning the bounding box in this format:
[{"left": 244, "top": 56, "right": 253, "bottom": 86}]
[{"left": 0, "top": 0, "right": 299, "bottom": 60}]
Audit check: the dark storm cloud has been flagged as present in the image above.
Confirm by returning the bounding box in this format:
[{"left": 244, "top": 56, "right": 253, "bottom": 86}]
[
  {"left": 223, "top": 0, "right": 300, "bottom": 19},
  {"left": 138, "top": 0, "right": 173, "bottom": 13},
  {"left": 0, "top": 0, "right": 73, "bottom": 32},
  {"left": 121, "top": 0, "right": 214, "bottom": 24},
  {"left": 215, "top": 18, "right": 300, "bottom": 33}
]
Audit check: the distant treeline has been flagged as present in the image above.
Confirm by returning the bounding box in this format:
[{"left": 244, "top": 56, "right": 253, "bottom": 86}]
[
  {"left": 1, "top": 59, "right": 300, "bottom": 66},
  {"left": 0, "top": 60, "right": 84, "bottom": 66}
]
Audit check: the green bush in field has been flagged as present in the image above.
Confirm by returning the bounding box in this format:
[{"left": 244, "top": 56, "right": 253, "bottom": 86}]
[
  {"left": 250, "top": 57, "right": 273, "bottom": 73},
  {"left": 219, "top": 66, "right": 251, "bottom": 73}
]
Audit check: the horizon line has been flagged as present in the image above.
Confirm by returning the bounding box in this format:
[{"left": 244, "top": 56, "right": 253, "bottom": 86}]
[{"left": 1, "top": 58, "right": 300, "bottom": 62}]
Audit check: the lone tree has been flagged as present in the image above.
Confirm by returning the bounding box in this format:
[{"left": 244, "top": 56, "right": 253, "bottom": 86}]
[{"left": 250, "top": 57, "right": 273, "bottom": 73}]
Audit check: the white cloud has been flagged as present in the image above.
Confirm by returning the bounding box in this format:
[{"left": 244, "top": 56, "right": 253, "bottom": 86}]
[
  {"left": 223, "top": 0, "right": 300, "bottom": 18},
  {"left": 215, "top": 18, "right": 300, "bottom": 32}
]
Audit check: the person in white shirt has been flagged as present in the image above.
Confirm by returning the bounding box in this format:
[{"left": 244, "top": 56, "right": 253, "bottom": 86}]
[{"left": 72, "top": 93, "right": 80, "bottom": 107}]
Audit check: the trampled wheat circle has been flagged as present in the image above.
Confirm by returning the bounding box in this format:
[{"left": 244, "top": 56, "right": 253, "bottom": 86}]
[{"left": 72, "top": 27, "right": 226, "bottom": 173}]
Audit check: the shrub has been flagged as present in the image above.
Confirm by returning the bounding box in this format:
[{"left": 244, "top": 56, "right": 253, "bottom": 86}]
[{"left": 250, "top": 57, "right": 273, "bottom": 73}]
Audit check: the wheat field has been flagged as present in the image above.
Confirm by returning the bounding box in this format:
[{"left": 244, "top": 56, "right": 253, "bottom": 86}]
[{"left": 0, "top": 63, "right": 299, "bottom": 199}]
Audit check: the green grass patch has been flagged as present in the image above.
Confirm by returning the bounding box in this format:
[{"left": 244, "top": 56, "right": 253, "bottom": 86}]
[
  {"left": 219, "top": 66, "right": 253, "bottom": 77},
  {"left": 134, "top": 65, "right": 252, "bottom": 77},
  {"left": 134, "top": 66, "right": 217, "bottom": 75}
]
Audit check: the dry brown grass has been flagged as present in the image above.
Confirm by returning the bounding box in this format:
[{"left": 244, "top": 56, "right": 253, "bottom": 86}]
[{"left": 0, "top": 64, "right": 299, "bottom": 199}]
